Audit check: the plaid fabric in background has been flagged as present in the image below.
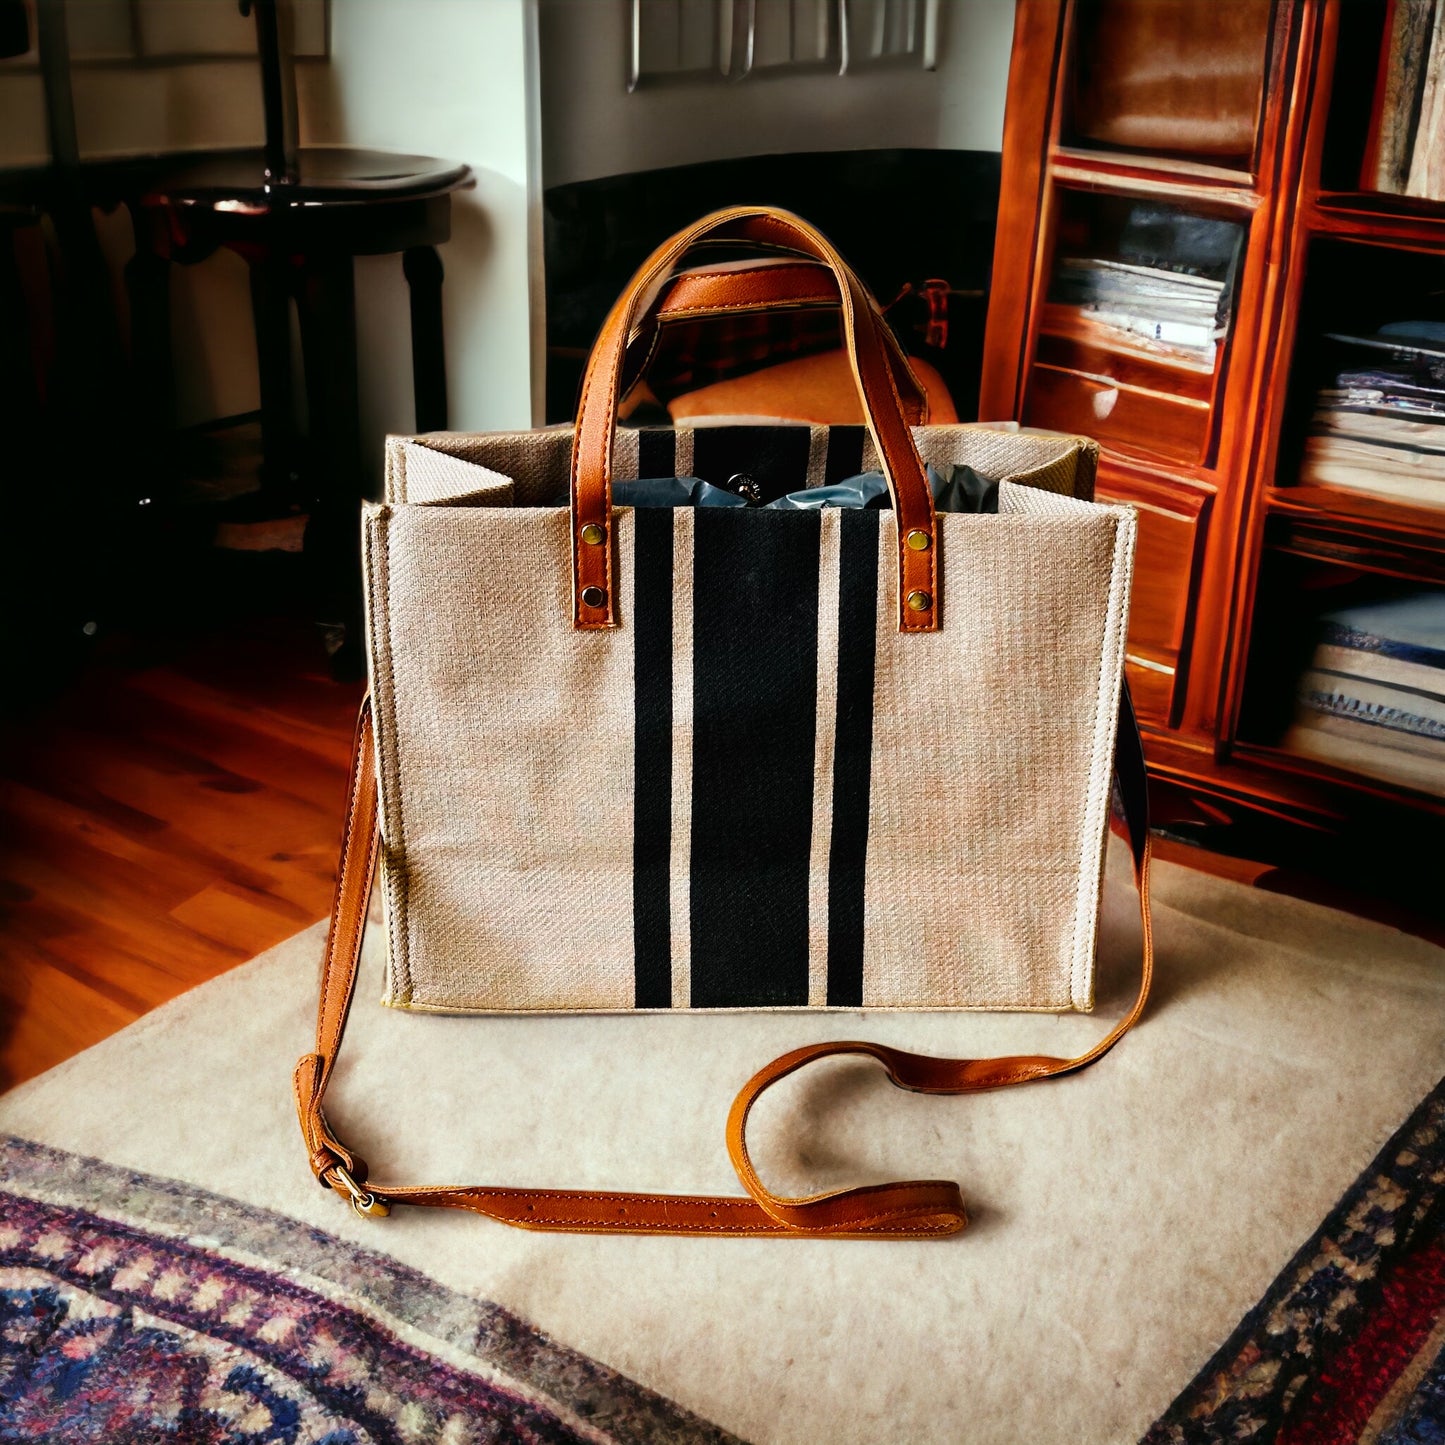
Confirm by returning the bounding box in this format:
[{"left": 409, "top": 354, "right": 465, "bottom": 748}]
[{"left": 644, "top": 306, "right": 845, "bottom": 402}]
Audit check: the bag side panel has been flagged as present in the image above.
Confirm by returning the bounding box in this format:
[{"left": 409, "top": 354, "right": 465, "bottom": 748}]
[
  {"left": 856, "top": 505, "right": 1128, "bottom": 1010},
  {"left": 365, "top": 503, "right": 640, "bottom": 1010},
  {"left": 384, "top": 429, "right": 648, "bottom": 505},
  {"left": 387, "top": 441, "right": 515, "bottom": 507},
  {"left": 1002, "top": 483, "right": 1136, "bottom": 1009}
]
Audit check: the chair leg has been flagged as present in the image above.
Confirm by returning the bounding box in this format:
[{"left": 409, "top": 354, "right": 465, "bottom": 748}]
[{"left": 403, "top": 244, "right": 447, "bottom": 433}]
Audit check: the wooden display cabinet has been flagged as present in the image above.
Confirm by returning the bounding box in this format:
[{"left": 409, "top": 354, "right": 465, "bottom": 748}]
[{"left": 982, "top": 0, "right": 1445, "bottom": 907}]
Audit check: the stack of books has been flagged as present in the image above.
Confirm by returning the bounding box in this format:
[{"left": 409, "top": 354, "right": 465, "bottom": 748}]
[
  {"left": 1364, "top": 0, "right": 1445, "bottom": 199},
  {"left": 1047, "top": 203, "right": 1241, "bottom": 364},
  {"left": 1283, "top": 592, "right": 1445, "bottom": 797},
  {"left": 1300, "top": 323, "right": 1445, "bottom": 507}
]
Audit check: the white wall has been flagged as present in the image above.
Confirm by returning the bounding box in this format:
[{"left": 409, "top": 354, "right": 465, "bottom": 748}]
[
  {"left": 0, "top": 63, "right": 265, "bottom": 165},
  {"left": 539, "top": 0, "right": 1015, "bottom": 189}
]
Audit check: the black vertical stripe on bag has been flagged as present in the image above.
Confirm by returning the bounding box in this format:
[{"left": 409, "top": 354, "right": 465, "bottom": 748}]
[
  {"left": 632, "top": 434, "right": 677, "bottom": 1008},
  {"left": 693, "top": 426, "right": 813, "bottom": 502},
  {"left": 637, "top": 427, "right": 676, "bottom": 480},
  {"left": 823, "top": 425, "right": 867, "bottom": 487},
  {"left": 827, "top": 509, "right": 881, "bottom": 1006},
  {"left": 690, "top": 510, "right": 821, "bottom": 1007}
]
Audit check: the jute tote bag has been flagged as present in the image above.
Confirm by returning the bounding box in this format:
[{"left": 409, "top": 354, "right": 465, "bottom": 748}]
[{"left": 295, "top": 207, "right": 1153, "bottom": 1239}]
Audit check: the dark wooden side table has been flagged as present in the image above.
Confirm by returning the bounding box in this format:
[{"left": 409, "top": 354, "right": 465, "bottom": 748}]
[
  {"left": 0, "top": 201, "right": 43, "bottom": 427},
  {"left": 124, "top": 145, "right": 474, "bottom": 647}
]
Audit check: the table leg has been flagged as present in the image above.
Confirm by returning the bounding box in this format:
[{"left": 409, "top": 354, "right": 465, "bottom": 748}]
[
  {"left": 248, "top": 254, "right": 301, "bottom": 504},
  {"left": 403, "top": 244, "right": 447, "bottom": 433},
  {"left": 124, "top": 242, "right": 175, "bottom": 480},
  {"left": 0, "top": 221, "right": 39, "bottom": 427},
  {"left": 297, "top": 252, "right": 364, "bottom": 659}
]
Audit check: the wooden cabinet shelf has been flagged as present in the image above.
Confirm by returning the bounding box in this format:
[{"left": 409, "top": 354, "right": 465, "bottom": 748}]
[
  {"left": 1268, "top": 484, "right": 1445, "bottom": 546},
  {"left": 1265, "top": 488, "right": 1445, "bottom": 586},
  {"left": 1309, "top": 195, "right": 1445, "bottom": 247},
  {"left": 1229, "top": 736, "right": 1445, "bottom": 809},
  {"left": 1028, "top": 362, "right": 1214, "bottom": 466},
  {"left": 1021, "top": 186, "right": 1243, "bottom": 468},
  {"left": 984, "top": 0, "right": 1445, "bottom": 910},
  {"left": 1049, "top": 163, "right": 1263, "bottom": 216},
  {"left": 1141, "top": 727, "right": 1436, "bottom": 825},
  {"left": 1030, "top": 307, "right": 1222, "bottom": 472},
  {"left": 1037, "top": 305, "right": 1218, "bottom": 385},
  {"left": 1050, "top": 148, "right": 1263, "bottom": 200},
  {"left": 1060, "top": 0, "right": 1275, "bottom": 170}
]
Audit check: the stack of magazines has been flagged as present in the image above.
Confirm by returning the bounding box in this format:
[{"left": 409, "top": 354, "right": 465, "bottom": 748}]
[
  {"left": 1047, "top": 203, "right": 1241, "bottom": 364},
  {"left": 1050, "top": 257, "right": 1229, "bottom": 357},
  {"left": 1300, "top": 323, "right": 1445, "bottom": 507},
  {"left": 1283, "top": 591, "right": 1445, "bottom": 797}
]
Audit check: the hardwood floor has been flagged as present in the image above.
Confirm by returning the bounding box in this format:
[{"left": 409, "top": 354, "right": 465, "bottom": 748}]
[{"left": 0, "top": 617, "right": 363, "bottom": 1090}]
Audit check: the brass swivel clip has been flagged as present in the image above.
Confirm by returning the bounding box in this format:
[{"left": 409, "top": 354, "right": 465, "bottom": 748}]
[{"left": 329, "top": 1163, "right": 391, "bottom": 1219}]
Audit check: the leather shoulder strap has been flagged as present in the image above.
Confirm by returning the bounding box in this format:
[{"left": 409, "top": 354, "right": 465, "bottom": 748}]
[{"left": 295, "top": 691, "right": 1154, "bottom": 1238}]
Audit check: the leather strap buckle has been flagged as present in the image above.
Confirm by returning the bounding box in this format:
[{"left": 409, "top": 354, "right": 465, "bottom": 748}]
[{"left": 328, "top": 1163, "right": 391, "bottom": 1219}]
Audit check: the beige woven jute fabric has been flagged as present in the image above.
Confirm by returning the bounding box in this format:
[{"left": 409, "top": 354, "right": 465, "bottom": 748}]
[{"left": 363, "top": 423, "right": 1133, "bottom": 1015}]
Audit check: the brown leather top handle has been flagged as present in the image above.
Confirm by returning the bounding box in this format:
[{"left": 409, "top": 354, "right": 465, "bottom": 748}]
[
  {"left": 294, "top": 688, "right": 1153, "bottom": 1238},
  {"left": 570, "top": 208, "right": 941, "bottom": 634}
]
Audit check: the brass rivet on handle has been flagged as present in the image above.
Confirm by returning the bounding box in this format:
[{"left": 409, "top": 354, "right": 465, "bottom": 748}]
[
  {"left": 581, "top": 585, "right": 607, "bottom": 609},
  {"left": 905, "top": 528, "right": 931, "bottom": 552},
  {"left": 906, "top": 590, "right": 932, "bottom": 613},
  {"left": 580, "top": 523, "right": 605, "bottom": 546}
]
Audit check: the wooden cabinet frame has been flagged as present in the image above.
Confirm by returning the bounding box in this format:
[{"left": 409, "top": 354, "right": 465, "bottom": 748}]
[{"left": 982, "top": 0, "right": 1445, "bottom": 900}]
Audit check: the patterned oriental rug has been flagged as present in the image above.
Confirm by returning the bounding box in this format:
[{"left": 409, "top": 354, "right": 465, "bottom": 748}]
[
  {"left": 0, "top": 1138, "right": 735, "bottom": 1443},
  {"left": 1146, "top": 1077, "right": 1445, "bottom": 1444},
  {"left": 2, "top": 848, "right": 1443, "bottom": 1443}
]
